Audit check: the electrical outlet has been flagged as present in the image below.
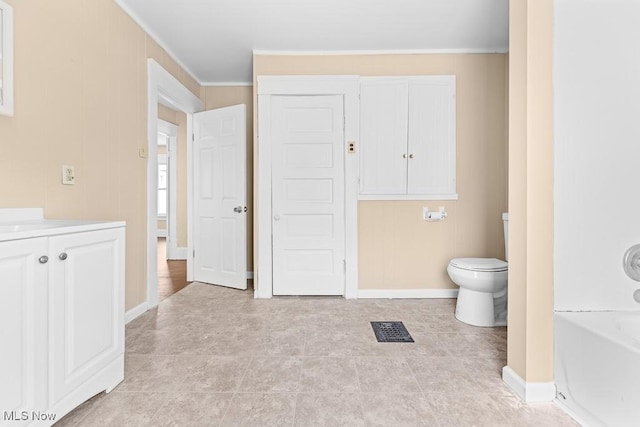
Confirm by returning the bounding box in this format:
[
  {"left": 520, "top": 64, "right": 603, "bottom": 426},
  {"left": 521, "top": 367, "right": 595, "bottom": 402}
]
[{"left": 62, "top": 165, "right": 75, "bottom": 185}]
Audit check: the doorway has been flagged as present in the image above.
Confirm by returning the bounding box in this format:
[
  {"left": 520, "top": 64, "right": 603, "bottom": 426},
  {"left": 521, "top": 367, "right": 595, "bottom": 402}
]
[
  {"left": 146, "top": 59, "right": 203, "bottom": 309},
  {"left": 255, "top": 76, "right": 360, "bottom": 299}
]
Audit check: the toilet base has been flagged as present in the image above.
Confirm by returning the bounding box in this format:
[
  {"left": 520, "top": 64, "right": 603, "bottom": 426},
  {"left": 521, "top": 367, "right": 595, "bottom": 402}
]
[{"left": 455, "top": 287, "right": 507, "bottom": 327}]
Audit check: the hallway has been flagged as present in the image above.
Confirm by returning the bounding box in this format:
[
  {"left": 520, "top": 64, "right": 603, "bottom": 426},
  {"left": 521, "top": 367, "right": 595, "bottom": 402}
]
[{"left": 157, "top": 237, "right": 189, "bottom": 301}]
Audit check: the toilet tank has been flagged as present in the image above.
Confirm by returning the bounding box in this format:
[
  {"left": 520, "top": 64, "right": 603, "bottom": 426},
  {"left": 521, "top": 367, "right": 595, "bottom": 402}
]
[{"left": 503, "top": 213, "right": 509, "bottom": 261}]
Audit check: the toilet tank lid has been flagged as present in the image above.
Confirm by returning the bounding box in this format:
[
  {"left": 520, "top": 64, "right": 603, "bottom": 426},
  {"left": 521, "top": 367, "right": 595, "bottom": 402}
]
[{"left": 450, "top": 258, "right": 508, "bottom": 271}]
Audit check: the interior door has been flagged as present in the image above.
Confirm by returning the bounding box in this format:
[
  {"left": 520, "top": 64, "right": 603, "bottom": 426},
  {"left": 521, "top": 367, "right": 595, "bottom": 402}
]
[
  {"left": 271, "top": 95, "right": 345, "bottom": 296},
  {"left": 193, "top": 104, "right": 247, "bottom": 289}
]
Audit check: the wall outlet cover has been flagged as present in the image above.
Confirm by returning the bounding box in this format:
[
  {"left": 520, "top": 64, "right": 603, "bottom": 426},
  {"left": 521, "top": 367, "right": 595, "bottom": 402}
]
[{"left": 62, "top": 165, "right": 75, "bottom": 185}]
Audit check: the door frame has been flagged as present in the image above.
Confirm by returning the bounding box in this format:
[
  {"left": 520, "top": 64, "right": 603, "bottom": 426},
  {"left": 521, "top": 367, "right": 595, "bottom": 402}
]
[
  {"left": 157, "top": 119, "right": 177, "bottom": 251},
  {"left": 146, "top": 59, "right": 203, "bottom": 309},
  {"left": 256, "top": 76, "right": 359, "bottom": 299}
]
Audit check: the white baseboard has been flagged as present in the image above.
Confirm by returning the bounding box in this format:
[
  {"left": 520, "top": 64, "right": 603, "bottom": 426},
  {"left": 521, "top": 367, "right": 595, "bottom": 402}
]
[
  {"left": 125, "top": 302, "right": 150, "bottom": 324},
  {"left": 167, "top": 246, "right": 188, "bottom": 260},
  {"left": 502, "top": 365, "right": 556, "bottom": 402},
  {"left": 357, "top": 288, "right": 459, "bottom": 299}
]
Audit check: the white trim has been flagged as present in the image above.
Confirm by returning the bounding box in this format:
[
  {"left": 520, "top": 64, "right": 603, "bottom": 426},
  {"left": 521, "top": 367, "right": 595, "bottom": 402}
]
[
  {"left": 0, "top": 0, "right": 14, "bottom": 116},
  {"left": 256, "top": 76, "right": 360, "bottom": 299},
  {"left": 125, "top": 302, "right": 150, "bottom": 324},
  {"left": 502, "top": 366, "right": 557, "bottom": 403},
  {"left": 157, "top": 119, "right": 180, "bottom": 261},
  {"left": 358, "top": 289, "right": 459, "bottom": 299},
  {"left": 186, "top": 114, "right": 194, "bottom": 281},
  {"left": 0, "top": 208, "right": 43, "bottom": 221},
  {"left": 169, "top": 247, "right": 188, "bottom": 260},
  {"left": 147, "top": 59, "right": 203, "bottom": 310},
  {"left": 202, "top": 82, "right": 253, "bottom": 87},
  {"left": 114, "top": 0, "right": 201, "bottom": 85},
  {"left": 253, "top": 48, "right": 509, "bottom": 56},
  {"left": 358, "top": 194, "right": 459, "bottom": 201}
]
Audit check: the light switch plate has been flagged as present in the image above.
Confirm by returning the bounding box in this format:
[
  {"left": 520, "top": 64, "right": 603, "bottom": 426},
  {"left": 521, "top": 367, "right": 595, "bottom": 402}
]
[
  {"left": 139, "top": 146, "right": 148, "bottom": 158},
  {"left": 62, "top": 165, "right": 75, "bottom": 185}
]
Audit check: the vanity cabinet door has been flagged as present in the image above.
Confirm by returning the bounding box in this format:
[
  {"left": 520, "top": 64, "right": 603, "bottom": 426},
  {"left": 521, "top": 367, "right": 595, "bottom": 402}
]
[
  {"left": 48, "top": 228, "right": 125, "bottom": 407},
  {"left": 0, "top": 238, "right": 48, "bottom": 420}
]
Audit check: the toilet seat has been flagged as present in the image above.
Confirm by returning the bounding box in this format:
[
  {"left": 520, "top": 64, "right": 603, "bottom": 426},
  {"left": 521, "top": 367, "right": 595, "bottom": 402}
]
[{"left": 449, "top": 258, "right": 507, "bottom": 272}]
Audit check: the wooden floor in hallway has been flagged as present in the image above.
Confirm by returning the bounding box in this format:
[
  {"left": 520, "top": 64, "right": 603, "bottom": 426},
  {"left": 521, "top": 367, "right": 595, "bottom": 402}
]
[{"left": 157, "top": 237, "right": 189, "bottom": 301}]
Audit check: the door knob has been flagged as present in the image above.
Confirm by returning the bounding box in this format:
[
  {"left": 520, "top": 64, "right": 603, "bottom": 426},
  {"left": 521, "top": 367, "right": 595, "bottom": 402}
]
[
  {"left": 274, "top": 214, "right": 281, "bottom": 221},
  {"left": 59, "top": 252, "right": 68, "bottom": 261},
  {"left": 233, "top": 206, "right": 246, "bottom": 213},
  {"left": 38, "top": 255, "right": 49, "bottom": 264}
]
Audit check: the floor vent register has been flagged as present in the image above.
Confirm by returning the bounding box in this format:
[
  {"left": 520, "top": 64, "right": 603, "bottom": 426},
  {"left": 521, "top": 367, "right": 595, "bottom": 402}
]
[{"left": 370, "top": 321, "right": 414, "bottom": 343}]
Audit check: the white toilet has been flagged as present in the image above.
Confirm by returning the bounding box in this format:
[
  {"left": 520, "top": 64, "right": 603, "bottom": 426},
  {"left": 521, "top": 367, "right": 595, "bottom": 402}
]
[{"left": 447, "top": 213, "right": 509, "bottom": 327}]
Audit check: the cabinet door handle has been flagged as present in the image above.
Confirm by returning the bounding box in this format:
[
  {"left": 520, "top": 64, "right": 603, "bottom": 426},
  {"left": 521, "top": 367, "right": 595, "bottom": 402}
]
[
  {"left": 38, "top": 255, "right": 49, "bottom": 264},
  {"left": 409, "top": 154, "right": 414, "bottom": 159},
  {"left": 59, "top": 252, "right": 68, "bottom": 261},
  {"left": 403, "top": 154, "right": 408, "bottom": 159}
]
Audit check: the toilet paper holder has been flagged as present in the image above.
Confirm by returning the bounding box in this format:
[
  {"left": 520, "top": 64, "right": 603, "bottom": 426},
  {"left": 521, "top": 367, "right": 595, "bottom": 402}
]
[{"left": 423, "top": 207, "right": 447, "bottom": 222}]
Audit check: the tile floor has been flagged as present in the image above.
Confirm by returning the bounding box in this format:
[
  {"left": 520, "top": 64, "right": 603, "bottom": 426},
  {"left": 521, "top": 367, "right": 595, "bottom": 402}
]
[{"left": 56, "top": 283, "right": 579, "bottom": 427}]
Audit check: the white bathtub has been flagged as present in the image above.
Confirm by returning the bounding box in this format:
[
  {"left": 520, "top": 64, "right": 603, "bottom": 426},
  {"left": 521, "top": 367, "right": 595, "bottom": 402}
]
[{"left": 555, "top": 311, "right": 640, "bottom": 426}]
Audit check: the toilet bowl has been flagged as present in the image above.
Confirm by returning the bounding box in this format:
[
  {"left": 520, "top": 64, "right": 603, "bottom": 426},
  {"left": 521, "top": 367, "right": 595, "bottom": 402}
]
[{"left": 447, "top": 213, "right": 509, "bottom": 327}]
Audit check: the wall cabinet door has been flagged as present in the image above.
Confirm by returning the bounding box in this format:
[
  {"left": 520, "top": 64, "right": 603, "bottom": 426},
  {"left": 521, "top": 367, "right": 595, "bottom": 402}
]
[
  {"left": 48, "top": 228, "right": 124, "bottom": 407},
  {"left": 0, "top": 238, "right": 48, "bottom": 419},
  {"left": 359, "top": 79, "right": 408, "bottom": 195},
  {"left": 407, "top": 77, "right": 456, "bottom": 196},
  {"left": 359, "top": 76, "right": 457, "bottom": 199}
]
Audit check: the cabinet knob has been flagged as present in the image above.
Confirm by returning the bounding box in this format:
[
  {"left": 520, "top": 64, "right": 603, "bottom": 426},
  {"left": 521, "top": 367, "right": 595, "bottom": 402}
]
[
  {"left": 38, "top": 255, "right": 49, "bottom": 264},
  {"left": 59, "top": 252, "right": 68, "bottom": 261},
  {"left": 409, "top": 154, "right": 414, "bottom": 159},
  {"left": 402, "top": 154, "right": 408, "bottom": 159}
]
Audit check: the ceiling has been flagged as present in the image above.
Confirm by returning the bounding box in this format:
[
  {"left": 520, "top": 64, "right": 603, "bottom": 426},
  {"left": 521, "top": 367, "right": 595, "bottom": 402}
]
[{"left": 114, "top": 0, "right": 509, "bottom": 85}]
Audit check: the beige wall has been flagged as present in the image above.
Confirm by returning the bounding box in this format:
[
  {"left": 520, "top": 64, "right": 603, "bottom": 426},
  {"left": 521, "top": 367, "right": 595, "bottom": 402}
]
[
  {"left": 203, "top": 86, "right": 254, "bottom": 270},
  {"left": 254, "top": 54, "right": 508, "bottom": 290},
  {"left": 507, "top": 0, "right": 554, "bottom": 384},
  {"left": 0, "top": 0, "right": 201, "bottom": 311}
]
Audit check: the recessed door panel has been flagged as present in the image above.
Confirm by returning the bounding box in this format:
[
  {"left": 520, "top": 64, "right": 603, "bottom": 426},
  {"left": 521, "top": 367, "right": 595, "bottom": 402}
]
[
  {"left": 285, "top": 143, "right": 334, "bottom": 168},
  {"left": 284, "top": 179, "right": 334, "bottom": 203}
]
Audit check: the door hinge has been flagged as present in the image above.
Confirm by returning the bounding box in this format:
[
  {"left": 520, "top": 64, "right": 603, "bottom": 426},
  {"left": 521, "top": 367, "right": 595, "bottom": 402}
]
[
  {"left": 343, "top": 259, "right": 346, "bottom": 272},
  {"left": 192, "top": 133, "right": 195, "bottom": 142},
  {"left": 193, "top": 249, "right": 196, "bottom": 258}
]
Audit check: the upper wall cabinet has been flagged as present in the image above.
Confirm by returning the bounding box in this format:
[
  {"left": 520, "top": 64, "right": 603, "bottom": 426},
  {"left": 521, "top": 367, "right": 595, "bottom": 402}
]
[
  {"left": 359, "top": 76, "right": 456, "bottom": 200},
  {"left": 0, "top": 0, "right": 13, "bottom": 116}
]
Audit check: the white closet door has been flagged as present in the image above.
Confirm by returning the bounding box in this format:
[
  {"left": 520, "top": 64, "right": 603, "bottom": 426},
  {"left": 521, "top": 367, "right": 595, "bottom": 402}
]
[
  {"left": 359, "top": 79, "right": 409, "bottom": 195},
  {"left": 271, "top": 95, "right": 345, "bottom": 296},
  {"left": 407, "top": 77, "right": 456, "bottom": 196}
]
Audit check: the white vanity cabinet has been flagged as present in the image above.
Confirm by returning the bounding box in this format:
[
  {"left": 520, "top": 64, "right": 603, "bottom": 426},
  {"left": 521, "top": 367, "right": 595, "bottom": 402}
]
[
  {"left": 359, "top": 76, "right": 457, "bottom": 200},
  {"left": 0, "top": 238, "right": 49, "bottom": 422},
  {"left": 0, "top": 221, "right": 125, "bottom": 426}
]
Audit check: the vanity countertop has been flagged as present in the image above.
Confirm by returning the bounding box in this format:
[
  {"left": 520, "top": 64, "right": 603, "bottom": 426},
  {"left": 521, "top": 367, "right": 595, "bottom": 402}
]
[{"left": 0, "top": 219, "right": 126, "bottom": 242}]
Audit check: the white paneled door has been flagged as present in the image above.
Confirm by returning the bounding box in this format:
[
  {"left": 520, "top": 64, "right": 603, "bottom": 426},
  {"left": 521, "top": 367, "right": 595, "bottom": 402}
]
[
  {"left": 271, "top": 95, "right": 345, "bottom": 295},
  {"left": 193, "top": 104, "right": 247, "bottom": 290}
]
